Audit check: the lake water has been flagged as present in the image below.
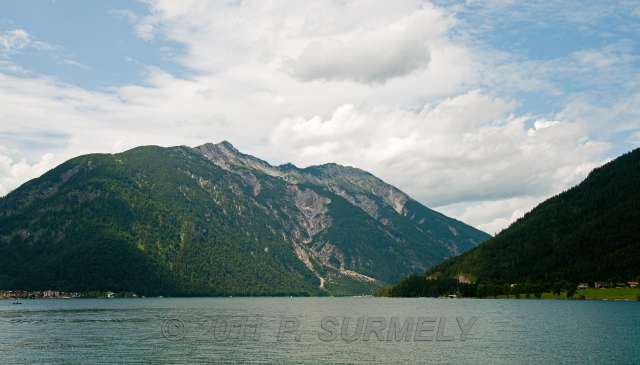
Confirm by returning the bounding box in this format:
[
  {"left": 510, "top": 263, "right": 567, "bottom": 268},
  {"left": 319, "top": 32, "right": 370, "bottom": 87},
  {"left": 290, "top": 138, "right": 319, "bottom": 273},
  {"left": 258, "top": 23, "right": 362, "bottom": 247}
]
[{"left": 1, "top": 297, "right": 639, "bottom": 364}]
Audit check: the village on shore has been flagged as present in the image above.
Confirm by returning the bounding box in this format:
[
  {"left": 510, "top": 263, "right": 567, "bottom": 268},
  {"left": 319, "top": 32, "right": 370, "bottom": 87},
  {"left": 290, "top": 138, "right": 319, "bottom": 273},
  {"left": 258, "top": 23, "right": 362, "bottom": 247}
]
[{"left": 0, "top": 290, "right": 140, "bottom": 299}]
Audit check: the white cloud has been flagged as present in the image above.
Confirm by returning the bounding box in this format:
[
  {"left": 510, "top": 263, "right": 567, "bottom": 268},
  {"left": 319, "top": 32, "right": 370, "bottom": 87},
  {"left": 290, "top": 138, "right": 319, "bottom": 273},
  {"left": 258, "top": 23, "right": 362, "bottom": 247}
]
[
  {"left": 438, "top": 196, "right": 540, "bottom": 235},
  {"left": 137, "top": 0, "right": 457, "bottom": 80},
  {"left": 0, "top": 29, "right": 32, "bottom": 52},
  {"left": 0, "top": 148, "right": 56, "bottom": 196},
  {"left": 573, "top": 49, "right": 616, "bottom": 69},
  {"left": 628, "top": 131, "right": 640, "bottom": 145},
  {"left": 271, "top": 90, "right": 609, "bottom": 230},
  {"left": 109, "top": 9, "right": 139, "bottom": 24},
  {"left": 557, "top": 92, "right": 640, "bottom": 135},
  {"left": 0, "top": 29, "right": 53, "bottom": 55},
  {"left": 571, "top": 43, "right": 636, "bottom": 71},
  {"left": 476, "top": 41, "right": 639, "bottom": 98},
  {"left": 287, "top": 6, "right": 451, "bottom": 83}
]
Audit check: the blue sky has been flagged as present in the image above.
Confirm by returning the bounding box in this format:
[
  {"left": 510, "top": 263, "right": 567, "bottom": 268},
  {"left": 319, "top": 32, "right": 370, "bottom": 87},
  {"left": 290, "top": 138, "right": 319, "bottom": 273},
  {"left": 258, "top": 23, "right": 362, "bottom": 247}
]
[
  {"left": 0, "top": 0, "right": 639, "bottom": 233},
  {"left": 1, "top": 1, "right": 186, "bottom": 88}
]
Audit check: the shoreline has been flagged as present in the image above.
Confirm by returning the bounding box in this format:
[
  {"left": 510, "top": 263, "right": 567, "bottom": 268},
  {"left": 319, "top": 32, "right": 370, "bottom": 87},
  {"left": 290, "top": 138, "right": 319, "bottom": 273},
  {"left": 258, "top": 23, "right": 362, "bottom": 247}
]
[{"left": 1, "top": 295, "right": 638, "bottom": 301}]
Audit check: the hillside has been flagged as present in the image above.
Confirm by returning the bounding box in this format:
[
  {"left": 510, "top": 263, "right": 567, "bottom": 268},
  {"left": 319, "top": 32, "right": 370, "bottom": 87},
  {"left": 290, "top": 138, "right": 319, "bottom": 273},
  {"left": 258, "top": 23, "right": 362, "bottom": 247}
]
[
  {"left": 423, "top": 147, "right": 640, "bottom": 287},
  {"left": 0, "top": 142, "right": 488, "bottom": 296}
]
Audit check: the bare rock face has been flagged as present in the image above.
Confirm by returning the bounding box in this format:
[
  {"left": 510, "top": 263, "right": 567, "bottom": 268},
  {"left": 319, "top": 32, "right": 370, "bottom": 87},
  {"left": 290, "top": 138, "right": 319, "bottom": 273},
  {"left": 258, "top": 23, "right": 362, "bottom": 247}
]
[
  {"left": 191, "top": 142, "right": 488, "bottom": 291},
  {"left": 289, "top": 185, "right": 332, "bottom": 238},
  {"left": 240, "top": 172, "right": 262, "bottom": 197},
  {"left": 330, "top": 187, "right": 380, "bottom": 219}
]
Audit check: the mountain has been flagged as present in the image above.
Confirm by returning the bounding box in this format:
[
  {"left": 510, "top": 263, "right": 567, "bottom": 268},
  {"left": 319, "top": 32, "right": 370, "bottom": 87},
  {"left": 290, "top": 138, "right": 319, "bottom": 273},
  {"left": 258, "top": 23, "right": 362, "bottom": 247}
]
[
  {"left": 423, "top": 148, "right": 640, "bottom": 287},
  {"left": 0, "top": 141, "right": 488, "bottom": 296}
]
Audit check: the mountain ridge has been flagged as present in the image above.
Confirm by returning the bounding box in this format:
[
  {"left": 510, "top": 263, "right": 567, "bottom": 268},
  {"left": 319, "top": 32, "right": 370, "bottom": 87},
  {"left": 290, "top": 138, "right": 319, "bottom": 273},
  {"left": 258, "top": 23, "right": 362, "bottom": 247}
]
[{"left": 0, "top": 141, "right": 489, "bottom": 296}]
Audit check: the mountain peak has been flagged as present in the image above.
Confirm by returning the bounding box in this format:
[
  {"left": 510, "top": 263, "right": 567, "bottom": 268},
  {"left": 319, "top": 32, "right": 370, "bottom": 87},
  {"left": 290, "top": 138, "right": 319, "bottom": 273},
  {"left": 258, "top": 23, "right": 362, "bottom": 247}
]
[
  {"left": 279, "top": 162, "right": 298, "bottom": 170},
  {"left": 196, "top": 140, "right": 242, "bottom": 159},
  {"left": 194, "top": 141, "right": 284, "bottom": 176},
  {"left": 217, "top": 140, "right": 237, "bottom": 150},
  {"left": 198, "top": 140, "right": 239, "bottom": 154}
]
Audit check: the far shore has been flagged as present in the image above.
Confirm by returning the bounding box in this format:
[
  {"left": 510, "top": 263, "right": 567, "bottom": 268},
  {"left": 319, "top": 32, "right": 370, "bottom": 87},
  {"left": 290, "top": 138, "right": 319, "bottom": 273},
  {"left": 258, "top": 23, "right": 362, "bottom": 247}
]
[
  {"left": 384, "top": 288, "right": 640, "bottom": 301},
  {"left": 2, "top": 288, "right": 639, "bottom": 301}
]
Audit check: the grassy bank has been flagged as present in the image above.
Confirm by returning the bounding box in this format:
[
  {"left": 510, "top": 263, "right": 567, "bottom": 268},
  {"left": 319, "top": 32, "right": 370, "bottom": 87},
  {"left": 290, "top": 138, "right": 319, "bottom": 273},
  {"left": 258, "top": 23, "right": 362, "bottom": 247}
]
[
  {"left": 576, "top": 288, "right": 639, "bottom": 300},
  {"left": 494, "top": 288, "right": 640, "bottom": 300}
]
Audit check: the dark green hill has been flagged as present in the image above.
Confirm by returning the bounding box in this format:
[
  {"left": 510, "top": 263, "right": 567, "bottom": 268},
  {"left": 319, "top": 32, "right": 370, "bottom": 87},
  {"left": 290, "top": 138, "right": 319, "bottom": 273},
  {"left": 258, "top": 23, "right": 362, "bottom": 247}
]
[
  {"left": 407, "top": 148, "right": 640, "bottom": 293},
  {"left": 0, "top": 142, "right": 488, "bottom": 296}
]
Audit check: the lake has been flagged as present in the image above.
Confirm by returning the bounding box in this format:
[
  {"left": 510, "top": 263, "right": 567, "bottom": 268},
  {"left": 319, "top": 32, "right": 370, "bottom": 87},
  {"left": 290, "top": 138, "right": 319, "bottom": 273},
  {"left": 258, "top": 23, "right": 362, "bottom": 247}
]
[{"left": 1, "top": 297, "right": 639, "bottom": 364}]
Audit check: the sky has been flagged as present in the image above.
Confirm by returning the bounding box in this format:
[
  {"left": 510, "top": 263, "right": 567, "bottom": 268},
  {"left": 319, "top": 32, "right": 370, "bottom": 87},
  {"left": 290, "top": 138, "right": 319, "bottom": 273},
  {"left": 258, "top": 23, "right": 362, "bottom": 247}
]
[{"left": 0, "top": 0, "right": 639, "bottom": 234}]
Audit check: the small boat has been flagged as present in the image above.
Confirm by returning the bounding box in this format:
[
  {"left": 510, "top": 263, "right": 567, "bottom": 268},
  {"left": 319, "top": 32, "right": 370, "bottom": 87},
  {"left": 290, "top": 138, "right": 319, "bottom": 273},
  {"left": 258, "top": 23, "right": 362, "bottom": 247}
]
[{"left": 11, "top": 300, "right": 22, "bottom": 305}]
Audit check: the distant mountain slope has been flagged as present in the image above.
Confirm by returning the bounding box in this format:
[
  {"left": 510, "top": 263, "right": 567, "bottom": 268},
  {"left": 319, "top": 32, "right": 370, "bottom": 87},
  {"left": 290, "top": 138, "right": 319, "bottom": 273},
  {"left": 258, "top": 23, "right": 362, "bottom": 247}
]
[
  {"left": 0, "top": 142, "right": 488, "bottom": 296},
  {"left": 427, "top": 148, "right": 640, "bottom": 285}
]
